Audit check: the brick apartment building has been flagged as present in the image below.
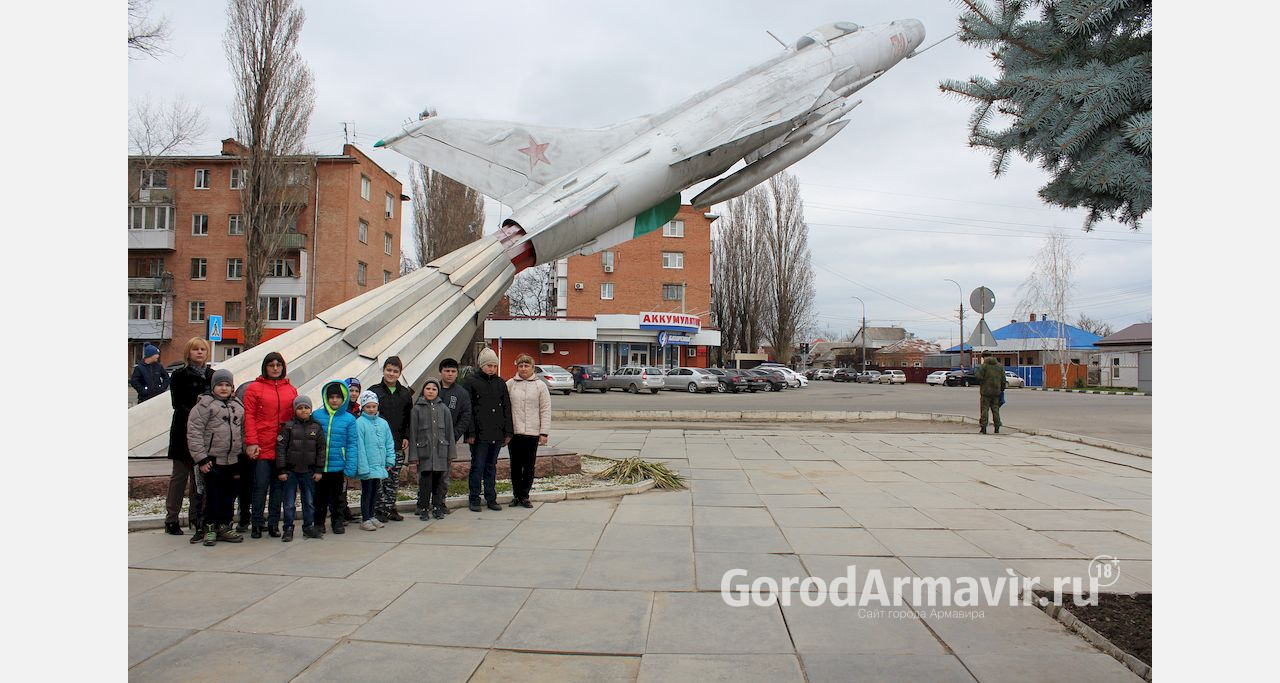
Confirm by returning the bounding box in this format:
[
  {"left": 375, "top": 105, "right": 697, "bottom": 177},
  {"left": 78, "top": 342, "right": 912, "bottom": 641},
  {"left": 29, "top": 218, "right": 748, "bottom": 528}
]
[
  {"left": 127, "top": 139, "right": 404, "bottom": 371},
  {"left": 484, "top": 204, "right": 721, "bottom": 375}
]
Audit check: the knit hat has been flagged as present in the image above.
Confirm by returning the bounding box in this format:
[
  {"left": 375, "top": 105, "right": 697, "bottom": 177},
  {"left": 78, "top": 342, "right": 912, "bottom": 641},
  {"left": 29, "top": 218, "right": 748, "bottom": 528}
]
[
  {"left": 211, "top": 369, "right": 234, "bottom": 388},
  {"left": 143, "top": 343, "right": 160, "bottom": 358},
  {"left": 477, "top": 347, "right": 499, "bottom": 367},
  {"left": 421, "top": 377, "right": 441, "bottom": 394},
  {"left": 344, "top": 377, "right": 361, "bottom": 390},
  {"left": 359, "top": 390, "right": 380, "bottom": 407},
  {"left": 293, "top": 395, "right": 312, "bottom": 410}
]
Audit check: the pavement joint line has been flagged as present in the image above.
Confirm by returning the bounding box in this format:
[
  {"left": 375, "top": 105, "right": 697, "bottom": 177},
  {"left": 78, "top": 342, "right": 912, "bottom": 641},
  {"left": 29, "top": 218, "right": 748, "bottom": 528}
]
[{"left": 1024, "top": 586, "right": 1153, "bottom": 681}]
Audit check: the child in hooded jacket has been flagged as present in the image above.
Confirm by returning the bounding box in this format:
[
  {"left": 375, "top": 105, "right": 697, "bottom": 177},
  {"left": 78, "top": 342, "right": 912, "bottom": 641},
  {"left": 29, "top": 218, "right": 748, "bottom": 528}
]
[
  {"left": 346, "top": 390, "right": 396, "bottom": 530},
  {"left": 315, "top": 380, "right": 359, "bottom": 534},
  {"left": 409, "top": 378, "right": 457, "bottom": 520},
  {"left": 275, "top": 395, "right": 326, "bottom": 542},
  {"left": 186, "top": 369, "right": 245, "bottom": 546}
]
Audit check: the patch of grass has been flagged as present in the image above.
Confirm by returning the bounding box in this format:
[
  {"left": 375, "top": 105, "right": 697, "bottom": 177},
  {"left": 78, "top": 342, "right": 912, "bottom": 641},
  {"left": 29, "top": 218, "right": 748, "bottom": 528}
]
[
  {"left": 595, "top": 457, "right": 686, "bottom": 489},
  {"left": 447, "top": 478, "right": 512, "bottom": 497}
]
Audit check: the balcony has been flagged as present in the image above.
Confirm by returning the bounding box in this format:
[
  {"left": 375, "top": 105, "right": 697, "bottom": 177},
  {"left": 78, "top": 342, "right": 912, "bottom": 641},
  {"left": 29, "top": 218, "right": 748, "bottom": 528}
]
[
  {"left": 272, "top": 232, "right": 307, "bottom": 250},
  {"left": 128, "top": 228, "right": 176, "bottom": 251},
  {"left": 127, "top": 276, "right": 174, "bottom": 292},
  {"left": 136, "top": 187, "right": 176, "bottom": 204},
  {"left": 128, "top": 318, "right": 173, "bottom": 341}
]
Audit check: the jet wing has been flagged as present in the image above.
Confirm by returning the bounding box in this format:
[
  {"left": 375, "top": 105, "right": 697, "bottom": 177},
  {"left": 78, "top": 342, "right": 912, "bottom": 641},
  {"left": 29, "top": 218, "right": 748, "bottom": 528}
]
[
  {"left": 670, "top": 75, "right": 832, "bottom": 164},
  {"left": 379, "top": 118, "right": 644, "bottom": 208}
]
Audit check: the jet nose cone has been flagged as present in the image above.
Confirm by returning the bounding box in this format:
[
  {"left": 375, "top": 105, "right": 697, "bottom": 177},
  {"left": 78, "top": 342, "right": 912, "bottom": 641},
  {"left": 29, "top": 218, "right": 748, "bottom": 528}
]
[{"left": 902, "top": 18, "right": 926, "bottom": 51}]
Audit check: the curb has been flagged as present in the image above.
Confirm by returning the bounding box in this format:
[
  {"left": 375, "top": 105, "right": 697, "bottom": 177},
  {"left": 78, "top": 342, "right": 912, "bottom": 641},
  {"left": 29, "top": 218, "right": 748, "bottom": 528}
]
[
  {"left": 1029, "top": 589, "right": 1152, "bottom": 681},
  {"left": 1029, "top": 387, "right": 1151, "bottom": 396},
  {"left": 128, "top": 478, "right": 657, "bottom": 531},
  {"left": 552, "top": 409, "right": 1151, "bottom": 460}
]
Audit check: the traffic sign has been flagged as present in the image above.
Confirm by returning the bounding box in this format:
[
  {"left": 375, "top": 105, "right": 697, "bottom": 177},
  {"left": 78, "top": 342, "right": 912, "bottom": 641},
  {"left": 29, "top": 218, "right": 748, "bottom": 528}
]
[
  {"left": 969, "top": 286, "right": 995, "bottom": 314},
  {"left": 208, "top": 315, "right": 223, "bottom": 342}
]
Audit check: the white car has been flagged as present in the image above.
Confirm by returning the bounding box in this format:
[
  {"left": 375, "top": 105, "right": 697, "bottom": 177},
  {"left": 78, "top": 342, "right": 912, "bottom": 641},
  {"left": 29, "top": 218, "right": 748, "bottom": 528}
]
[
  {"left": 815, "top": 368, "right": 834, "bottom": 380},
  {"left": 533, "top": 364, "right": 575, "bottom": 395},
  {"left": 1004, "top": 371, "right": 1026, "bottom": 388},
  {"left": 771, "top": 366, "right": 807, "bottom": 388},
  {"left": 926, "top": 370, "right": 949, "bottom": 386},
  {"left": 878, "top": 369, "right": 907, "bottom": 384}
]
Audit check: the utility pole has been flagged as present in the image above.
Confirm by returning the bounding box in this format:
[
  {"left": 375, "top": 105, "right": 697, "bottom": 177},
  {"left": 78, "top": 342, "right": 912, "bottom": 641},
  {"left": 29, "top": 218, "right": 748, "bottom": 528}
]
[
  {"left": 852, "top": 296, "right": 867, "bottom": 375},
  {"left": 945, "top": 279, "right": 964, "bottom": 367}
]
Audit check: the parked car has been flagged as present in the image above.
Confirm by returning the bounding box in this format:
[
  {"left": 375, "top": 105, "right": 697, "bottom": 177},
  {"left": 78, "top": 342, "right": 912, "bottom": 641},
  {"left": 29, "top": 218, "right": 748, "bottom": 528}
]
[
  {"left": 663, "top": 367, "right": 721, "bottom": 393},
  {"left": 878, "top": 369, "right": 907, "bottom": 385},
  {"left": 706, "top": 367, "right": 750, "bottom": 393},
  {"left": 533, "top": 364, "right": 575, "bottom": 395},
  {"left": 1004, "top": 371, "right": 1026, "bottom": 388},
  {"left": 568, "top": 364, "right": 609, "bottom": 393},
  {"left": 772, "top": 366, "right": 807, "bottom": 388},
  {"left": 854, "top": 370, "right": 882, "bottom": 384},
  {"left": 730, "top": 368, "right": 770, "bottom": 392},
  {"left": 750, "top": 368, "right": 788, "bottom": 392},
  {"left": 926, "top": 370, "right": 949, "bottom": 386},
  {"left": 944, "top": 369, "right": 979, "bottom": 387},
  {"left": 832, "top": 367, "right": 857, "bottom": 382},
  {"left": 605, "top": 366, "right": 665, "bottom": 394},
  {"left": 803, "top": 369, "right": 816, "bottom": 380},
  {"left": 815, "top": 368, "right": 835, "bottom": 381}
]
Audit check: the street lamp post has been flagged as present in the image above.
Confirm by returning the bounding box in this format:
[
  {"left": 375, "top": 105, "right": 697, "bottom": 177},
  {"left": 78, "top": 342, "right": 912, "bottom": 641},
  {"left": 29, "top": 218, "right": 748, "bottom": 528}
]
[
  {"left": 852, "top": 296, "right": 867, "bottom": 375},
  {"left": 944, "top": 279, "right": 964, "bottom": 368}
]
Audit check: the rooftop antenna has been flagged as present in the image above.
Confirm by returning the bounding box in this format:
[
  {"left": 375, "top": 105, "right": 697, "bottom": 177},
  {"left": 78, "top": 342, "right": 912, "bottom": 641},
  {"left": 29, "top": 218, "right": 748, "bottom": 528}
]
[
  {"left": 341, "top": 121, "right": 356, "bottom": 144},
  {"left": 765, "top": 30, "right": 787, "bottom": 49}
]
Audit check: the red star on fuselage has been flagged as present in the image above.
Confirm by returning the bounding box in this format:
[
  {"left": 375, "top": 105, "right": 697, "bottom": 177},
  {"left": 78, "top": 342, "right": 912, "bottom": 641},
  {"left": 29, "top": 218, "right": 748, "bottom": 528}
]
[{"left": 517, "top": 135, "right": 551, "bottom": 171}]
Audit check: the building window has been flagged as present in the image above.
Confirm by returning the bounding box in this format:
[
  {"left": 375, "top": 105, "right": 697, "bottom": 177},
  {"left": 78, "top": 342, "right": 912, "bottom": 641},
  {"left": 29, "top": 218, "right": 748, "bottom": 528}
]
[
  {"left": 384, "top": 232, "right": 393, "bottom": 255},
  {"left": 1112, "top": 357, "right": 1120, "bottom": 379},
  {"left": 357, "top": 261, "right": 367, "bottom": 286},
  {"left": 129, "top": 257, "right": 165, "bottom": 277},
  {"left": 228, "top": 214, "right": 243, "bottom": 235},
  {"left": 662, "top": 284, "right": 683, "bottom": 301},
  {"left": 358, "top": 220, "right": 368, "bottom": 243},
  {"left": 600, "top": 283, "right": 614, "bottom": 300},
  {"left": 901, "top": 361, "right": 909, "bottom": 367},
  {"left": 268, "top": 258, "right": 294, "bottom": 278},
  {"left": 230, "top": 168, "right": 245, "bottom": 189},
  {"left": 222, "top": 346, "right": 242, "bottom": 360},
  {"left": 285, "top": 165, "right": 306, "bottom": 186},
  {"left": 194, "top": 169, "right": 210, "bottom": 189},
  {"left": 385, "top": 192, "right": 394, "bottom": 219},
  {"left": 140, "top": 169, "right": 168, "bottom": 189},
  {"left": 190, "top": 258, "right": 207, "bottom": 280},
  {"left": 383, "top": 270, "right": 391, "bottom": 285},
  {"left": 662, "top": 251, "right": 684, "bottom": 269},
  {"left": 913, "top": 361, "right": 922, "bottom": 367},
  {"left": 129, "top": 205, "right": 175, "bottom": 230},
  {"left": 226, "top": 258, "right": 243, "bottom": 280},
  {"left": 128, "top": 294, "right": 163, "bottom": 320},
  {"left": 224, "top": 301, "right": 242, "bottom": 323},
  {"left": 192, "top": 213, "right": 209, "bottom": 236},
  {"left": 601, "top": 250, "right": 615, "bottom": 271},
  {"left": 259, "top": 296, "right": 300, "bottom": 322},
  {"left": 663, "top": 220, "right": 685, "bottom": 237},
  {"left": 189, "top": 300, "right": 206, "bottom": 323},
  {"left": 361, "top": 175, "right": 371, "bottom": 200}
]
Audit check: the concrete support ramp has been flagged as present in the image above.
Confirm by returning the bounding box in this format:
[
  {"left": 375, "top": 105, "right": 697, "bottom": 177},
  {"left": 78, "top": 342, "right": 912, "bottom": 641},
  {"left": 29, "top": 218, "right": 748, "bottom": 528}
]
[{"left": 127, "top": 236, "right": 515, "bottom": 458}]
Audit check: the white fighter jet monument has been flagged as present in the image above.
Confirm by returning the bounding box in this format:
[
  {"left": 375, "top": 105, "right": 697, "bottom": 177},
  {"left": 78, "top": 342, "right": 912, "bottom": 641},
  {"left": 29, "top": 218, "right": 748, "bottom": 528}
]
[{"left": 128, "top": 19, "right": 926, "bottom": 457}]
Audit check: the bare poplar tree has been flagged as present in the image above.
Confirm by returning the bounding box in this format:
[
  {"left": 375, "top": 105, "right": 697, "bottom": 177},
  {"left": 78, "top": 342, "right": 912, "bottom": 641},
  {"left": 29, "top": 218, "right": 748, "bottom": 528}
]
[
  {"left": 129, "top": 0, "right": 171, "bottom": 59},
  {"left": 408, "top": 162, "right": 485, "bottom": 269},
  {"left": 224, "top": 0, "right": 316, "bottom": 347},
  {"left": 711, "top": 187, "right": 766, "bottom": 362},
  {"left": 1016, "top": 229, "right": 1076, "bottom": 387},
  {"left": 128, "top": 97, "right": 207, "bottom": 202},
  {"left": 505, "top": 265, "right": 555, "bottom": 318},
  {"left": 1074, "top": 314, "right": 1113, "bottom": 338},
  {"left": 759, "top": 172, "right": 816, "bottom": 365}
]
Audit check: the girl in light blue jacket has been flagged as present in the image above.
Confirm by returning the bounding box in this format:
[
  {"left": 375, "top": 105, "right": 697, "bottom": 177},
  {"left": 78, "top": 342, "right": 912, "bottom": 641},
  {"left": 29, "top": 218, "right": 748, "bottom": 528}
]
[{"left": 346, "top": 391, "right": 396, "bottom": 530}]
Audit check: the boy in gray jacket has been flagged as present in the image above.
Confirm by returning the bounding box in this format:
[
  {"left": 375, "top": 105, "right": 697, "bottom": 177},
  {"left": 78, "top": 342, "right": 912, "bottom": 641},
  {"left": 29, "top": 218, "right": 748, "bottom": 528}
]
[
  {"left": 187, "top": 369, "right": 245, "bottom": 546},
  {"left": 408, "top": 378, "right": 457, "bottom": 520}
]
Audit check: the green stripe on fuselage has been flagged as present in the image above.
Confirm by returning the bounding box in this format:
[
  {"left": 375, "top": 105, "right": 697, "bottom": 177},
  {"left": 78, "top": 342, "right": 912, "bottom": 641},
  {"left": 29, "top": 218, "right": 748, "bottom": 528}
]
[{"left": 632, "top": 195, "right": 682, "bottom": 237}]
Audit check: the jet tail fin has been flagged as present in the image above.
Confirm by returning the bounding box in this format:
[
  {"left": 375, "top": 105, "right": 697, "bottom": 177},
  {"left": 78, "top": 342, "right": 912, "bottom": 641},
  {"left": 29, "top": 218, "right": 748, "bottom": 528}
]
[{"left": 379, "top": 117, "right": 646, "bottom": 208}]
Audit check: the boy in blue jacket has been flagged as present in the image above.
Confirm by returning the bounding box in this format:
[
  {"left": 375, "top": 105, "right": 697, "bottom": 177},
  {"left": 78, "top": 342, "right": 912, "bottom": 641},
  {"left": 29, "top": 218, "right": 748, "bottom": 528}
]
[{"left": 315, "top": 380, "right": 359, "bottom": 534}]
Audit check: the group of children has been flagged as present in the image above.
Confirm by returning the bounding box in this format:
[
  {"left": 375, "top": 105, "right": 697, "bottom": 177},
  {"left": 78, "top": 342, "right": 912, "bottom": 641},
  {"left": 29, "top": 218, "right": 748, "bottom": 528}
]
[{"left": 184, "top": 356, "right": 473, "bottom": 546}]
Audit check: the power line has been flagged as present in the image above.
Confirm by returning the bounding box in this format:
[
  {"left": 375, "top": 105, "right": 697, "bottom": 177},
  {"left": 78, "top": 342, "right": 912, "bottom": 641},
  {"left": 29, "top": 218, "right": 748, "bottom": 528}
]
[
  {"left": 806, "top": 201, "right": 1151, "bottom": 238},
  {"left": 806, "top": 219, "right": 1150, "bottom": 244}
]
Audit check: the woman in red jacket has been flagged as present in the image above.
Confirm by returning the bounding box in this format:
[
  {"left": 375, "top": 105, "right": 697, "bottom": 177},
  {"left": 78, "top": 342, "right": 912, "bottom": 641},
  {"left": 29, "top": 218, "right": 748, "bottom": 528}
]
[{"left": 243, "top": 351, "right": 297, "bottom": 538}]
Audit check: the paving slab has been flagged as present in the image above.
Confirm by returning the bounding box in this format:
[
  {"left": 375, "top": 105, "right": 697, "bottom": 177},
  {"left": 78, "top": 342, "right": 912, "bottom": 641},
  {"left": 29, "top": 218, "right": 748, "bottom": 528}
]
[
  {"left": 690, "top": 491, "right": 765, "bottom": 507},
  {"left": 801, "top": 653, "right": 976, "bottom": 682},
  {"left": 692, "top": 505, "right": 777, "bottom": 527},
  {"left": 782, "top": 601, "right": 946, "bottom": 655},
  {"left": 498, "top": 520, "right": 607, "bottom": 551},
  {"left": 769, "top": 506, "right": 857, "bottom": 528},
  {"left": 610, "top": 502, "right": 692, "bottom": 526},
  {"left": 129, "top": 571, "right": 296, "bottom": 629},
  {"left": 957, "top": 529, "right": 1088, "bottom": 560},
  {"left": 578, "top": 549, "right": 696, "bottom": 591},
  {"left": 466, "top": 547, "right": 593, "bottom": 588},
  {"left": 528, "top": 499, "right": 618, "bottom": 523},
  {"left": 351, "top": 582, "right": 530, "bottom": 647},
  {"left": 957, "top": 651, "right": 1143, "bottom": 682},
  {"left": 497, "top": 588, "right": 653, "bottom": 654},
  {"left": 129, "top": 630, "right": 334, "bottom": 682},
  {"left": 617, "top": 489, "right": 691, "bottom": 505},
  {"left": 645, "top": 592, "right": 792, "bottom": 654},
  {"left": 693, "top": 525, "right": 793, "bottom": 553},
  {"left": 129, "top": 568, "right": 186, "bottom": 596},
  {"left": 867, "top": 529, "right": 991, "bottom": 558},
  {"left": 1040, "top": 530, "right": 1153, "bottom": 560},
  {"left": 471, "top": 651, "right": 640, "bottom": 682},
  {"left": 130, "top": 533, "right": 290, "bottom": 572},
  {"left": 781, "top": 527, "right": 892, "bottom": 556},
  {"left": 695, "top": 552, "right": 808, "bottom": 592},
  {"left": 216, "top": 576, "right": 410, "bottom": 638},
  {"left": 295, "top": 641, "right": 486, "bottom": 682},
  {"left": 922, "top": 604, "right": 1099, "bottom": 655},
  {"left": 239, "top": 538, "right": 397, "bottom": 578},
  {"left": 638, "top": 654, "right": 803, "bottom": 682},
  {"left": 842, "top": 507, "right": 937, "bottom": 529},
  {"left": 401, "top": 517, "right": 519, "bottom": 546},
  {"left": 596, "top": 523, "right": 693, "bottom": 553},
  {"left": 128, "top": 626, "right": 194, "bottom": 667}
]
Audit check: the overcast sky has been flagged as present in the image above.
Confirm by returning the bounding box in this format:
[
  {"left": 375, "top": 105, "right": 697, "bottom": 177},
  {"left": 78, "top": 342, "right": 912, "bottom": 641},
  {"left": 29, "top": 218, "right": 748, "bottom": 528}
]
[{"left": 129, "top": 0, "right": 1152, "bottom": 346}]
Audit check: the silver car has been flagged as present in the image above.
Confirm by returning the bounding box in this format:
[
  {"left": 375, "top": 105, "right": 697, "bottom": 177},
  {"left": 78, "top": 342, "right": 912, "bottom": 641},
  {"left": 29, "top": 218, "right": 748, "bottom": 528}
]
[
  {"left": 533, "top": 364, "right": 575, "bottom": 395},
  {"left": 663, "top": 367, "right": 720, "bottom": 393},
  {"left": 605, "top": 366, "right": 665, "bottom": 394}
]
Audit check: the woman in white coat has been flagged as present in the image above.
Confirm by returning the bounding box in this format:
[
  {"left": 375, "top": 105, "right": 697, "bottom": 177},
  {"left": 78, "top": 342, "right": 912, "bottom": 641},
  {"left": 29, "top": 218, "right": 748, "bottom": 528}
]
[{"left": 506, "top": 355, "right": 551, "bottom": 508}]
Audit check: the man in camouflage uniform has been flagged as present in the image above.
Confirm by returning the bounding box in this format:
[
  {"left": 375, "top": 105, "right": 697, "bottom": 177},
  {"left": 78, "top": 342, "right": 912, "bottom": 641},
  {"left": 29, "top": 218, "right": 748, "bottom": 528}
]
[{"left": 975, "top": 355, "right": 1008, "bottom": 434}]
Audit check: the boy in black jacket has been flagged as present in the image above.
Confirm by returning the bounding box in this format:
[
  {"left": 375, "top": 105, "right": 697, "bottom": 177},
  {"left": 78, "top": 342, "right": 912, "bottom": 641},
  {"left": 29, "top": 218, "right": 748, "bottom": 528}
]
[
  {"left": 275, "top": 395, "right": 326, "bottom": 542},
  {"left": 370, "top": 356, "right": 413, "bottom": 522}
]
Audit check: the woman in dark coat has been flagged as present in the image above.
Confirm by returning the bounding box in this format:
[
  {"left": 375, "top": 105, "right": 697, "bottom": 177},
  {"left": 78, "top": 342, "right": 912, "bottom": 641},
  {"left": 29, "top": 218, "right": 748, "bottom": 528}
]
[{"left": 165, "top": 338, "right": 215, "bottom": 537}]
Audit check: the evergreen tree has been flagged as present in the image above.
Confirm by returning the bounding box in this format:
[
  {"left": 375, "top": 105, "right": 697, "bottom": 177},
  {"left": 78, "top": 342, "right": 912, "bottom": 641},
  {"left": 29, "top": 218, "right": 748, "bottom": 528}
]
[{"left": 940, "top": 0, "right": 1152, "bottom": 230}]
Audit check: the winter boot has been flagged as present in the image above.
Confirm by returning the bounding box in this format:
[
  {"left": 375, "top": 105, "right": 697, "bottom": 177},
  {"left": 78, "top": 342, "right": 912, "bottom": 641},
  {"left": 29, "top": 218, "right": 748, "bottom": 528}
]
[
  {"left": 375, "top": 510, "right": 389, "bottom": 524},
  {"left": 302, "top": 526, "right": 323, "bottom": 539},
  {"left": 331, "top": 520, "right": 345, "bottom": 535},
  {"left": 508, "top": 498, "right": 521, "bottom": 508},
  {"left": 190, "top": 526, "right": 205, "bottom": 544},
  {"left": 979, "top": 427, "right": 987, "bottom": 434},
  {"left": 343, "top": 506, "right": 356, "bottom": 522},
  {"left": 250, "top": 525, "right": 263, "bottom": 539},
  {"left": 165, "top": 521, "right": 183, "bottom": 535},
  {"left": 268, "top": 524, "right": 281, "bottom": 538},
  {"left": 281, "top": 527, "right": 294, "bottom": 542},
  {"left": 994, "top": 425, "right": 1000, "bottom": 434},
  {"left": 216, "top": 525, "right": 244, "bottom": 543},
  {"left": 387, "top": 508, "right": 404, "bottom": 521},
  {"left": 202, "top": 524, "right": 217, "bottom": 547},
  {"left": 469, "top": 501, "right": 482, "bottom": 512},
  {"left": 487, "top": 501, "right": 502, "bottom": 511}
]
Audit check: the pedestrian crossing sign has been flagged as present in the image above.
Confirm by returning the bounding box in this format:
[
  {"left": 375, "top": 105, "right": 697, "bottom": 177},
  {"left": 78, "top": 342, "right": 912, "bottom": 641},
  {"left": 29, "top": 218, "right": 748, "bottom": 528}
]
[{"left": 208, "top": 315, "right": 223, "bottom": 342}]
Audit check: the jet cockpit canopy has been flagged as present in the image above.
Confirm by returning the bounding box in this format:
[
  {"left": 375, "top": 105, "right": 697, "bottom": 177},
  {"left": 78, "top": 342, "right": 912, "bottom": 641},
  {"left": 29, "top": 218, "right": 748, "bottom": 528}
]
[{"left": 793, "top": 22, "right": 862, "bottom": 50}]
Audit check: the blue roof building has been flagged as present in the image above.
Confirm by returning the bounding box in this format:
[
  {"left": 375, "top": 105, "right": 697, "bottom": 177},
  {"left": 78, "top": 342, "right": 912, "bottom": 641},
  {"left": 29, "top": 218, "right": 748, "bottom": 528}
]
[{"left": 944, "top": 315, "right": 1102, "bottom": 368}]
